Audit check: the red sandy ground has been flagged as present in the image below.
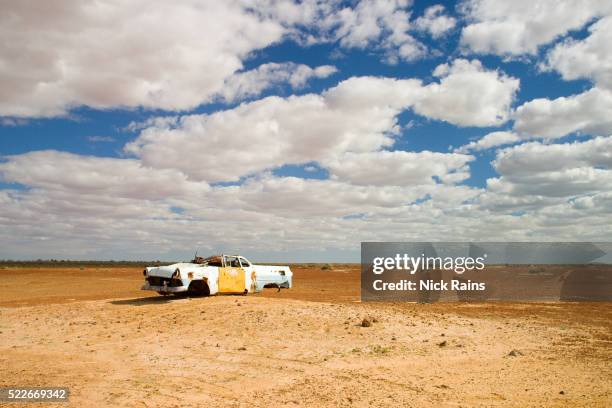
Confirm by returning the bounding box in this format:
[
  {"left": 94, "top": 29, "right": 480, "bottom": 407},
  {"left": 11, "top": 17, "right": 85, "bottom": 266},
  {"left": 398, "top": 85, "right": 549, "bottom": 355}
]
[{"left": 0, "top": 265, "right": 610, "bottom": 407}]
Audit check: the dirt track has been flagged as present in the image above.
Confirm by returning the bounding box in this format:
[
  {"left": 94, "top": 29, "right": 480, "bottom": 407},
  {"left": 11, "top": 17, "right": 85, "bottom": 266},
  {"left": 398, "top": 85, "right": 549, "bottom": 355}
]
[{"left": 0, "top": 265, "right": 611, "bottom": 407}]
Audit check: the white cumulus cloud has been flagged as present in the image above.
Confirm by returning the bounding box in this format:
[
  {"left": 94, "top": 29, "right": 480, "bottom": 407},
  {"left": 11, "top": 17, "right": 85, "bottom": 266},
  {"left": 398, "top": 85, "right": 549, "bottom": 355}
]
[
  {"left": 0, "top": 0, "right": 289, "bottom": 118},
  {"left": 0, "top": 150, "right": 208, "bottom": 200},
  {"left": 326, "top": 151, "right": 473, "bottom": 186},
  {"left": 415, "top": 5, "right": 457, "bottom": 38},
  {"left": 125, "top": 79, "right": 418, "bottom": 183},
  {"left": 513, "top": 87, "right": 612, "bottom": 139},
  {"left": 415, "top": 59, "right": 520, "bottom": 127},
  {"left": 219, "top": 63, "right": 337, "bottom": 103},
  {"left": 454, "top": 131, "right": 521, "bottom": 153},
  {"left": 488, "top": 136, "right": 612, "bottom": 198},
  {"left": 459, "top": 0, "right": 612, "bottom": 56},
  {"left": 322, "top": 0, "right": 427, "bottom": 62},
  {"left": 125, "top": 60, "right": 518, "bottom": 183},
  {"left": 543, "top": 16, "right": 612, "bottom": 91},
  {"left": 1, "top": 0, "right": 467, "bottom": 118}
]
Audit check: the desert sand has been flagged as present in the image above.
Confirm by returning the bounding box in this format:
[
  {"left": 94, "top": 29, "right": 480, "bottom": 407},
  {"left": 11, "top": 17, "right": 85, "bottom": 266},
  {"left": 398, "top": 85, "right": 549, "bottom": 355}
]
[{"left": 0, "top": 265, "right": 610, "bottom": 407}]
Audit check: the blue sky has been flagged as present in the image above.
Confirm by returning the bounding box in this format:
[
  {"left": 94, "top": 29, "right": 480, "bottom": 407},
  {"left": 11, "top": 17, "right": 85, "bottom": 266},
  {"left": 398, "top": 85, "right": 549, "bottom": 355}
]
[{"left": 1, "top": 1, "right": 611, "bottom": 261}]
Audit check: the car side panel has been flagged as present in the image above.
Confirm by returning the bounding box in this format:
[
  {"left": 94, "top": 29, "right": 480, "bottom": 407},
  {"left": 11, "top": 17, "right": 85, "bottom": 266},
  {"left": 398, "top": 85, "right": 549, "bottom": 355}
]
[{"left": 252, "top": 265, "right": 292, "bottom": 290}]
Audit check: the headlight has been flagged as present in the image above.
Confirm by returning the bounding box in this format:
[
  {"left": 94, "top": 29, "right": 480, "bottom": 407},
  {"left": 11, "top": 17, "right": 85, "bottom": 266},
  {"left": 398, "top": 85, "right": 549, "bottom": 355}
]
[{"left": 173, "top": 268, "right": 180, "bottom": 278}]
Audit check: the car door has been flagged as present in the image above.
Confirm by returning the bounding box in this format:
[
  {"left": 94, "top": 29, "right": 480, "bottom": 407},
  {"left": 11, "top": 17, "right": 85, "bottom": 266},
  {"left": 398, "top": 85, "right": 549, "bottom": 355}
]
[{"left": 218, "top": 255, "right": 246, "bottom": 294}]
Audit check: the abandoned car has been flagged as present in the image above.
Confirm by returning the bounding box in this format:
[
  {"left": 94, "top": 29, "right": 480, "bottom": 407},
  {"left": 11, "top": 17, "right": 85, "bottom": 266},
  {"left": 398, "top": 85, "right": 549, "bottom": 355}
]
[{"left": 142, "top": 254, "right": 293, "bottom": 296}]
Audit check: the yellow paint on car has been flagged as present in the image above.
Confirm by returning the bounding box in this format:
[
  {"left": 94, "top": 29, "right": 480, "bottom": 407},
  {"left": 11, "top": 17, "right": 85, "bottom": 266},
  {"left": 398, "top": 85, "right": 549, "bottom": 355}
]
[{"left": 218, "top": 267, "right": 246, "bottom": 294}]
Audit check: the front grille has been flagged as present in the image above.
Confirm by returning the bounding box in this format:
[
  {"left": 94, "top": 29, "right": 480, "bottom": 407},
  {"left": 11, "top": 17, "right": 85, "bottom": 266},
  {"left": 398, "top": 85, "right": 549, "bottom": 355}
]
[{"left": 147, "top": 276, "right": 183, "bottom": 287}]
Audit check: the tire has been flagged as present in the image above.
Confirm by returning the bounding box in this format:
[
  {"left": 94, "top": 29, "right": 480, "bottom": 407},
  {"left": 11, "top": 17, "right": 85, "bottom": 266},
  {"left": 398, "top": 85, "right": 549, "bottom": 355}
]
[{"left": 187, "top": 280, "right": 210, "bottom": 297}]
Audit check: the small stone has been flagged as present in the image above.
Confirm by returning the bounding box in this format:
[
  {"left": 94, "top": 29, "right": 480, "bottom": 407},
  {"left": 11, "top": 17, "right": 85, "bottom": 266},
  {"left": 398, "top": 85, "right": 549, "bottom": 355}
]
[
  {"left": 361, "top": 318, "right": 372, "bottom": 327},
  {"left": 438, "top": 340, "right": 447, "bottom": 347}
]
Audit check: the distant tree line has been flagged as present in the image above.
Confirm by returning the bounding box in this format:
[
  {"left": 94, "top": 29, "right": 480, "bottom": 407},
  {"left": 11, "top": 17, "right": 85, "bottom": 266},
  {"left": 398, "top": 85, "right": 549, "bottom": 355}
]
[
  {"left": 0, "top": 259, "right": 170, "bottom": 267},
  {"left": 0, "top": 260, "right": 357, "bottom": 268}
]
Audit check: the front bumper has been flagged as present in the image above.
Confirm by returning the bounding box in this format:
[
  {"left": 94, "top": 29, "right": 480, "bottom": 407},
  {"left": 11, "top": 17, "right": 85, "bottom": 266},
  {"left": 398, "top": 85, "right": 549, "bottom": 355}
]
[{"left": 141, "top": 282, "right": 189, "bottom": 293}]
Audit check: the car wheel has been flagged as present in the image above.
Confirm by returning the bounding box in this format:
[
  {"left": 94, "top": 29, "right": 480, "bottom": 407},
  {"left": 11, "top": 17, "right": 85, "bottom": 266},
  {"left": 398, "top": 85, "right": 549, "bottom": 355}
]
[{"left": 187, "top": 280, "right": 210, "bottom": 297}]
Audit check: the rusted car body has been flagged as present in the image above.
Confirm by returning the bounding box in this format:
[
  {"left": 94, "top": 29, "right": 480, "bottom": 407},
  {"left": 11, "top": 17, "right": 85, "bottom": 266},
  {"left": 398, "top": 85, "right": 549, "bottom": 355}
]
[{"left": 141, "top": 254, "right": 292, "bottom": 296}]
